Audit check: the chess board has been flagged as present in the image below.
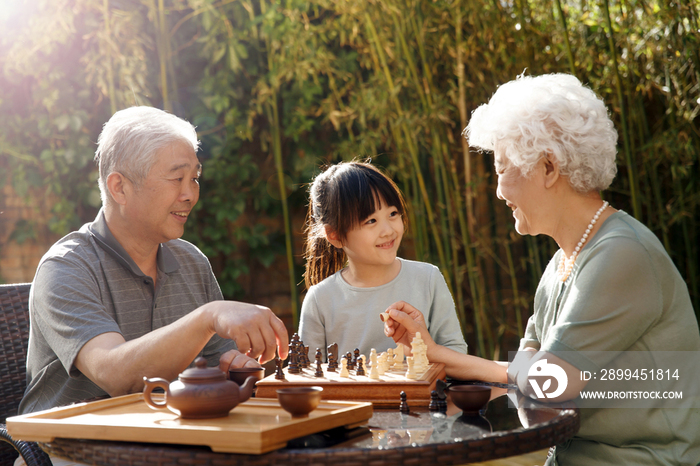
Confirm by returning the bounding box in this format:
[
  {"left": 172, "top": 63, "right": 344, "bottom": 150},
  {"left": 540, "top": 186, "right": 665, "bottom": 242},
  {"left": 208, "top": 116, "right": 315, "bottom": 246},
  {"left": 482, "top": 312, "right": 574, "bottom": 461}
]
[{"left": 255, "top": 362, "right": 446, "bottom": 407}]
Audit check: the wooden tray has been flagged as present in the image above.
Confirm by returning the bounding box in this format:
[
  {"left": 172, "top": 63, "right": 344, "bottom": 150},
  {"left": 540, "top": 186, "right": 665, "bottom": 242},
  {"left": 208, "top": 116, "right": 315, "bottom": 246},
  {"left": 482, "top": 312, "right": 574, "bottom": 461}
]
[
  {"left": 256, "top": 362, "right": 446, "bottom": 407},
  {"left": 6, "top": 393, "right": 373, "bottom": 454}
]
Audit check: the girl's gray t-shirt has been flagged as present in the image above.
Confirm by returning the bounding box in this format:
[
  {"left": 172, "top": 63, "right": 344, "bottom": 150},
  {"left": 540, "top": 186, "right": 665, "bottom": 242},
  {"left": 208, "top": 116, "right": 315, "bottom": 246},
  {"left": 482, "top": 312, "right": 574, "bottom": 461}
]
[{"left": 299, "top": 258, "right": 468, "bottom": 360}]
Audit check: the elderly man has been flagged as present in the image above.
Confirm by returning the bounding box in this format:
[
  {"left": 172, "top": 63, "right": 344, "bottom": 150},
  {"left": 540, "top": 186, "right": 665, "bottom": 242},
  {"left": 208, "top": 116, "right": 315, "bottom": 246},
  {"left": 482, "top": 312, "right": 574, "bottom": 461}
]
[{"left": 19, "top": 106, "right": 288, "bottom": 416}]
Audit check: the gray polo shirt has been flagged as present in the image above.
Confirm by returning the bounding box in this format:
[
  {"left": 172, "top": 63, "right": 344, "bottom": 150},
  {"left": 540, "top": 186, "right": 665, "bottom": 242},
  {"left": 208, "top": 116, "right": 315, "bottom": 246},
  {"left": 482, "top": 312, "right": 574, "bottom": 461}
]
[{"left": 19, "top": 210, "right": 235, "bottom": 414}]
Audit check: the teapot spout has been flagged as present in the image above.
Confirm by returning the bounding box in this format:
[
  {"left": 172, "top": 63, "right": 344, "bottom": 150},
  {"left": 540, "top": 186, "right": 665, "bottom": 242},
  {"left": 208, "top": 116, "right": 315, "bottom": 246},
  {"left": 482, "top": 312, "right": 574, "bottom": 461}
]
[{"left": 239, "top": 375, "right": 257, "bottom": 402}]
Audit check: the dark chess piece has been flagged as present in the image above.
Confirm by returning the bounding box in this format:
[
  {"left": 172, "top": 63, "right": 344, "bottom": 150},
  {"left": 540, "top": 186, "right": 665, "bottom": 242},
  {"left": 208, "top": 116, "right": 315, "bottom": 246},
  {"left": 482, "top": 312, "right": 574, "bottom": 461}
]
[
  {"left": 288, "top": 334, "right": 300, "bottom": 374},
  {"left": 353, "top": 348, "right": 360, "bottom": 367},
  {"left": 328, "top": 343, "right": 338, "bottom": 367},
  {"left": 274, "top": 357, "right": 286, "bottom": 380},
  {"left": 296, "top": 339, "right": 303, "bottom": 364},
  {"left": 327, "top": 352, "right": 336, "bottom": 372},
  {"left": 315, "top": 348, "right": 324, "bottom": 377},
  {"left": 429, "top": 390, "right": 439, "bottom": 412},
  {"left": 399, "top": 391, "right": 410, "bottom": 414},
  {"left": 438, "top": 392, "right": 447, "bottom": 413},
  {"left": 303, "top": 345, "right": 310, "bottom": 368},
  {"left": 346, "top": 352, "right": 354, "bottom": 370},
  {"left": 356, "top": 356, "right": 365, "bottom": 376}
]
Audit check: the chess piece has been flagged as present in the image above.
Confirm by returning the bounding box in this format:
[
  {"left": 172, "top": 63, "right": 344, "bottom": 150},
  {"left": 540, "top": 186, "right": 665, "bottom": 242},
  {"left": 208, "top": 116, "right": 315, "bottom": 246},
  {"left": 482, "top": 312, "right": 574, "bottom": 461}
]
[
  {"left": 327, "top": 343, "right": 338, "bottom": 370},
  {"left": 411, "top": 332, "right": 429, "bottom": 373},
  {"left": 274, "top": 357, "right": 286, "bottom": 380},
  {"left": 339, "top": 357, "right": 349, "bottom": 377},
  {"left": 394, "top": 344, "right": 405, "bottom": 368},
  {"left": 315, "top": 348, "right": 324, "bottom": 377},
  {"left": 356, "top": 356, "right": 365, "bottom": 376},
  {"left": 377, "top": 353, "right": 387, "bottom": 375},
  {"left": 405, "top": 356, "right": 416, "bottom": 380},
  {"left": 288, "top": 333, "right": 300, "bottom": 374},
  {"left": 353, "top": 348, "right": 361, "bottom": 367},
  {"left": 303, "top": 345, "right": 310, "bottom": 368},
  {"left": 399, "top": 391, "right": 410, "bottom": 413},
  {"left": 438, "top": 393, "right": 447, "bottom": 413},
  {"left": 346, "top": 352, "right": 354, "bottom": 370},
  {"left": 387, "top": 348, "right": 395, "bottom": 368},
  {"left": 429, "top": 390, "right": 439, "bottom": 412},
  {"left": 328, "top": 343, "right": 338, "bottom": 366},
  {"left": 369, "top": 349, "right": 379, "bottom": 380}
]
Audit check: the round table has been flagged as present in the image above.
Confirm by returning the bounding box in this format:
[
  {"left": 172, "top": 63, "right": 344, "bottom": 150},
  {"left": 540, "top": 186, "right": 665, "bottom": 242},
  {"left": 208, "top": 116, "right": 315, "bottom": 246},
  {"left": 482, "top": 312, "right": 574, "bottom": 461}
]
[{"left": 40, "top": 385, "right": 579, "bottom": 466}]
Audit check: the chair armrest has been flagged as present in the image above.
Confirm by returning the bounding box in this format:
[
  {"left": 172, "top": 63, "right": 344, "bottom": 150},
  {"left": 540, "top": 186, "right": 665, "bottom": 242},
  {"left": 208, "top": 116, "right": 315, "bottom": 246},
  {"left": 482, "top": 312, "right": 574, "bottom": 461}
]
[{"left": 0, "top": 424, "right": 53, "bottom": 466}]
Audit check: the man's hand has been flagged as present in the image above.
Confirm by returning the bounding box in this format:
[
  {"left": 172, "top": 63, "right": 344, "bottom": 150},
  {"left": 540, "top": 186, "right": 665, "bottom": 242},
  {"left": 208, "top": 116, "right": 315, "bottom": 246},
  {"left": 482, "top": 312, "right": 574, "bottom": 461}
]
[
  {"left": 219, "top": 349, "right": 262, "bottom": 373},
  {"left": 383, "top": 301, "right": 432, "bottom": 349},
  {"left": 206, "top": 301, "right": 289, "bottom": 364}
]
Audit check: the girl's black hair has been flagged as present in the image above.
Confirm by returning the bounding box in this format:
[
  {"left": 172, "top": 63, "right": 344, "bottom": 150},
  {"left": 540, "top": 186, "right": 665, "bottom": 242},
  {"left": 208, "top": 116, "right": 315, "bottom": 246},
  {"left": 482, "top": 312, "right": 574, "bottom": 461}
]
[{"left": 303, "top": 161, "right": 407, "bottom": 288}]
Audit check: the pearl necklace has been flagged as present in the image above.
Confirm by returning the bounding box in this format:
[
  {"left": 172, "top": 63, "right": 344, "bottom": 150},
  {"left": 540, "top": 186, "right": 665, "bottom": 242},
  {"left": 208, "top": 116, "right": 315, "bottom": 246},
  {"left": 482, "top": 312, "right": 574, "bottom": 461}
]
[{"left": 557, "top": 200, "right": 609, "bottom": 282}]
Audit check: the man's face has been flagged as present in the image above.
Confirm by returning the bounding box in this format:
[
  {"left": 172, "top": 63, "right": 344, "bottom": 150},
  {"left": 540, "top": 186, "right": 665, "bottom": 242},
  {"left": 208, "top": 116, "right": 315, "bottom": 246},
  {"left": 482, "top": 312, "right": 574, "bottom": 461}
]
[{"left": 125, "top": 142, "right": 201, "bottom": 245}]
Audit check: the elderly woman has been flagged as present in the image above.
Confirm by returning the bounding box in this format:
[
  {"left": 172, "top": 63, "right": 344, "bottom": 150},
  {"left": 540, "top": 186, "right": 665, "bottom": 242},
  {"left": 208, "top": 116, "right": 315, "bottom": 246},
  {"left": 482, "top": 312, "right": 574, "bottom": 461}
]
[{"left": 384, "top": 74, "right": 700, "bottom": 465}]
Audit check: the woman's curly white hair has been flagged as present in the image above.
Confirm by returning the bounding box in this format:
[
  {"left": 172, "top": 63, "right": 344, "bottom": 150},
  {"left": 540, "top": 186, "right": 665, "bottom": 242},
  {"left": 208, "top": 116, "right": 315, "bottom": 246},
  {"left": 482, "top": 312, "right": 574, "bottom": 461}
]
[{"left": 464, "top": 73, "right": 618, "bottom": 193}]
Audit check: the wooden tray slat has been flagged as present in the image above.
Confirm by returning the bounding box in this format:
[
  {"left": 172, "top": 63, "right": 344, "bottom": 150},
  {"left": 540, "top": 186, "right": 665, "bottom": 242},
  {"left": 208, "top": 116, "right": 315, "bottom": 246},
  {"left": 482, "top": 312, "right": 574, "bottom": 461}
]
[{"left": 7, "top": 393, "right": 373, "bottom": 454}]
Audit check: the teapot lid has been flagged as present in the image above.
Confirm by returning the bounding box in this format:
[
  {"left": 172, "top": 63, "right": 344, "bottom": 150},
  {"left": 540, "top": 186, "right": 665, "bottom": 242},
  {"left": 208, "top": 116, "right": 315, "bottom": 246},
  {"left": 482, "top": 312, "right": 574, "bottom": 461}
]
[{"left": 179, "top": 357, "right": 226, "bottom": 383}]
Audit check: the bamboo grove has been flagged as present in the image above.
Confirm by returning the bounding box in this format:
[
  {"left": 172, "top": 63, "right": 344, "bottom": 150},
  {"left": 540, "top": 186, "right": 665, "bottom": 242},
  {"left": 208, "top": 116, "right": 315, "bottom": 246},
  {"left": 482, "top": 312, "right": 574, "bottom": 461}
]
[{"left": 1, "top": 0, "right": 698, "bottom": 356}]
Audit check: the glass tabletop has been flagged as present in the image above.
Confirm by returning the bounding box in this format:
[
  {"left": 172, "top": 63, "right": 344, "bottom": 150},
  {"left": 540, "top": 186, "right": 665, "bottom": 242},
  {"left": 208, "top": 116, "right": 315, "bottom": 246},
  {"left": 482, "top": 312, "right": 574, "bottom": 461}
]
[{"left": 40, "top": 384, "right": 579, "bottom": 466}]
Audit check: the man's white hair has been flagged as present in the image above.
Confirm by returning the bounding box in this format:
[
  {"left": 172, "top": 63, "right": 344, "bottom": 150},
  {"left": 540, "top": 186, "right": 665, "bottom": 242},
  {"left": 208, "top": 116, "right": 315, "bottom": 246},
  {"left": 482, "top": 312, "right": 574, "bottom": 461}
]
[
  {"left": 94, "top": 106, "right": 199, "bottom": 205},
  {"left": 464, "top": 73, "right": 618, "bottom": 193}
]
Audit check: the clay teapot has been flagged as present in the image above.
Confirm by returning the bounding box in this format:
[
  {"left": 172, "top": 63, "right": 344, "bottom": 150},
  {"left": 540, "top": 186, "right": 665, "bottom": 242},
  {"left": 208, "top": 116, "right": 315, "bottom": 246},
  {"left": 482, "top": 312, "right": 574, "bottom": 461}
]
[{"left": 143, "top": 357, "right": 256, "bottom": 419}]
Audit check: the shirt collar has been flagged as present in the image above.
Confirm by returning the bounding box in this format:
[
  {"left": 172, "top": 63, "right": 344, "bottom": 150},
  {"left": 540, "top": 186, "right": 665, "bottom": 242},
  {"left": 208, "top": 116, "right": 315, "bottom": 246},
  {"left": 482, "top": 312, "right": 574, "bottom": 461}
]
[{"left": 86, "top": 208, "right": 180, "bottom": 276}]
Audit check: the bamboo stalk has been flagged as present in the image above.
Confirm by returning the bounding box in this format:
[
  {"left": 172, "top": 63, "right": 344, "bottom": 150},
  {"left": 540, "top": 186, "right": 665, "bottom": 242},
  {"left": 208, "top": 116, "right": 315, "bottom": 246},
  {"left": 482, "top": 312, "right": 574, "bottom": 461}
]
[
  {"left": 554, "top": 0, "right": 576, "bottom": 76},
  {"left": 448, "top": 158, "right": 488, "bottom": 357},
  {"left": 102, "top": 0, "right": 117, "bottom": 114},
  {"left": 156, "top": 0, "right": 171, "bottom": 111},
  {"left": 504, "top": 238, "right": 523, "bottom": 337},
  {"left": 260, "top": 0, "right": 299, "bottom": 326},
  {"left": 601, "top": 0, "right": 639, "bottom": 219}
]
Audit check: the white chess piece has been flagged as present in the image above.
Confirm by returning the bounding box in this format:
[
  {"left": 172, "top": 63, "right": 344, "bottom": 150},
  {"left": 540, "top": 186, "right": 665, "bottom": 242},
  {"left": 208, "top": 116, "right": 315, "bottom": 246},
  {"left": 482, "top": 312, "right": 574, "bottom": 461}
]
[
  {"left": 405, "top": 356, "right": 416, "bottom": 380},
  {"left": 394, "top": 343, "right": 404, "bottom": 368},
  {"left": 339, "top": 357, "right": 350, "bottom": 377},
  {"left": 387, "top": 348, "right": 395, "bottom": 368},
  {"left": 369, "top": 349, "right": 380, "bottom": 380},
  {"left": 378, "top": 353, "right": 387, "bottom": 375},
  {"left": 411, "top": 332, "right": 428, "bottom": 373}
]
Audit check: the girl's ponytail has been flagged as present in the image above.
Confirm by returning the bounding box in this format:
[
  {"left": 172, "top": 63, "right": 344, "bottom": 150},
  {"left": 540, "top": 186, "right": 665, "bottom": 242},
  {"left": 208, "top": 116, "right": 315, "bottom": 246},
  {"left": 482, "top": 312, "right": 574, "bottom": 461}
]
[{"left": 303, "top": 228, "right": 345, "bottom": 288}]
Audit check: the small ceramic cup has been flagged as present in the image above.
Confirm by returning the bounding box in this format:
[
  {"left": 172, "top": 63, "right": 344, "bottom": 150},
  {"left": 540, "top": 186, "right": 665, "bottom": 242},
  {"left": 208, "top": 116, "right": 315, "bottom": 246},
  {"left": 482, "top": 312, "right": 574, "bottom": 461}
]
[
  {"left": 276, "top": 386, "right": 323, "bottom": 417},
  {"left": 447, "top": 385, "right": 491, "bottom": 415}
]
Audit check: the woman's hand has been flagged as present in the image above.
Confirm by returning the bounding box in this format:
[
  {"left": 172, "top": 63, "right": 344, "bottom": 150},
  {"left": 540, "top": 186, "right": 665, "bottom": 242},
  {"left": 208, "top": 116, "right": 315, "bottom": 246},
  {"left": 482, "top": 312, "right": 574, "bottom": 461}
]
[{"left": 383, "top": 301, "right": 433, "bottom": 349}]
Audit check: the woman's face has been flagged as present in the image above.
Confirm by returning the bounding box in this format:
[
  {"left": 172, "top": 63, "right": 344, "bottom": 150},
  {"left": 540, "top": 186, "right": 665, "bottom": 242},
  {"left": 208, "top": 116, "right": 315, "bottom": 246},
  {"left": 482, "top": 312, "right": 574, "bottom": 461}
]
[{"left": 494, "top": 149, "right": 544, "bottom": 236}]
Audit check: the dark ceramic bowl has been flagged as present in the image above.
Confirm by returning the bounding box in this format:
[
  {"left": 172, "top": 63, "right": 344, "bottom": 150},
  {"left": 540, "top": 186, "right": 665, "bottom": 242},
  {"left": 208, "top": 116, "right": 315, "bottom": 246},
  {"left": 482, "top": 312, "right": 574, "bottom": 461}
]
[
  {"left": 276, "top": 386, "right": 323, "bottom": 417},
  {"left": 447, "top": 385, "right": 491, "bottom": 415},
  {"left": 228, "top": 367, "right": 265, "bottom": 386}
]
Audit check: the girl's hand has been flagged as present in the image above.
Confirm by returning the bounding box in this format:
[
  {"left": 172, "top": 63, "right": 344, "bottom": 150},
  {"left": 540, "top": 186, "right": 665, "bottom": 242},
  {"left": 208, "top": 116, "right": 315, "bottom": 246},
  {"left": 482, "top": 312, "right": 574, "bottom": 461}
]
[{"left": 383, "top": 301, "right": 431, "bottom": 348}]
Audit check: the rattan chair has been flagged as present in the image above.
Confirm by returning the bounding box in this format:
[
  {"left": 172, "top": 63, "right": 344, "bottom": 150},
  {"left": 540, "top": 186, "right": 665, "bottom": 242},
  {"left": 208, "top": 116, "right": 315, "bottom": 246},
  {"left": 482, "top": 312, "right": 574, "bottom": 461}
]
[{"left": 0, "top": 283, "right": 52, "bottom": 466}]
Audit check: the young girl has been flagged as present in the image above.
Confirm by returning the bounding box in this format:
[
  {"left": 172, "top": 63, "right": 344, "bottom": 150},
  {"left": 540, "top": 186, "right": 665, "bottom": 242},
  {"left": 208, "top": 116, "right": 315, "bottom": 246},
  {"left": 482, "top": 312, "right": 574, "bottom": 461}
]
[{"left": 298, "top": 161, "right": 468, "bottom": 361}]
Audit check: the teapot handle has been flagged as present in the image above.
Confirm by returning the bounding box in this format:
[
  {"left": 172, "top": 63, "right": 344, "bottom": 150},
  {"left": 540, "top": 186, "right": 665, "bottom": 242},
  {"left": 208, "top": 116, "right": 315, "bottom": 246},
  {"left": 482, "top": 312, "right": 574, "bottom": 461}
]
[{"left": 142, "top": 377, "right": 170, "bottom": 410}]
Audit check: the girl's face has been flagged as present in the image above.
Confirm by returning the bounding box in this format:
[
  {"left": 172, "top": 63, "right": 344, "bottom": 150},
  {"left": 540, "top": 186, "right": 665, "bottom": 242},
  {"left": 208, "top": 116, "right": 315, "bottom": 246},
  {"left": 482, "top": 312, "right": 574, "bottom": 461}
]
[{"left": 341, "top": 197, "right": 404, "bottom": 269}]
